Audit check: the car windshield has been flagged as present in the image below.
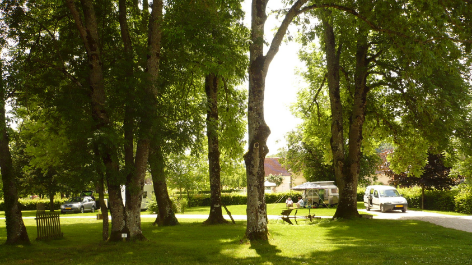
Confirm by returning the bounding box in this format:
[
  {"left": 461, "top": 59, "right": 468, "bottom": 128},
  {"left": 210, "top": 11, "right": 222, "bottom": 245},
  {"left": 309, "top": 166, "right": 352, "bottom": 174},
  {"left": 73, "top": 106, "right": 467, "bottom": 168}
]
[
  {"left": 68, "top": 197, "right": 82, "bottom": 202},
  {"left": 379, "top": 189, "right": 400, "bottom": 197}
]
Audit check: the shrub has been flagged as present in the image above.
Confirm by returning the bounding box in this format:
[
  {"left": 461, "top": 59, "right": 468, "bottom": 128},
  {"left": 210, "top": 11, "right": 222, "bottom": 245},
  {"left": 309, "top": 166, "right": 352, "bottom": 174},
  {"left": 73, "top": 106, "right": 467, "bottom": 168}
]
[
  {"left": 171, "top": 197, "right": 188, "bottom": 213},
  {"left": 454, "top": 185, "right": 472, "bottom": 214},
  {"left": 357, "top": 187, "right": 366, "bottom": 201},
  {"left": 0, "top": 198, "right": 68, "bottom": 211}
]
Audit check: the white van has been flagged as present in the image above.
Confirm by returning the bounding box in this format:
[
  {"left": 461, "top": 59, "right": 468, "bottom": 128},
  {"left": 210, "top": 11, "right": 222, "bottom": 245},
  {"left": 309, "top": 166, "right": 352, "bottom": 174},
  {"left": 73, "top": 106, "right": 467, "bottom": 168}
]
[{"left": 364, "top": 185, "right": 408, "bottom": 213}]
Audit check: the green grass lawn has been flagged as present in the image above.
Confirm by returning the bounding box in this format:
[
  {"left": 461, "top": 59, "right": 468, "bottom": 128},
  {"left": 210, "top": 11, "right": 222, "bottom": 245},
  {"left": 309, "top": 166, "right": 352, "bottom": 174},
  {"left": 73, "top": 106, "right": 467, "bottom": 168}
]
[
  {"left": 1, "top": 202, "right": 472, "bottom": 264},
  {"left": 1, "top": 216, "right": 472, "bottom": 264}
]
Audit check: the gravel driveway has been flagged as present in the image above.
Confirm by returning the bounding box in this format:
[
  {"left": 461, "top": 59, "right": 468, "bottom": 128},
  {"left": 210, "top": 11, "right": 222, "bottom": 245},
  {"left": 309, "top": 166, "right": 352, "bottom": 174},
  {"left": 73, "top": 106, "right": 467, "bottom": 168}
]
[{"left": 359, "top": 209, "right": 472, "bottom": 233}]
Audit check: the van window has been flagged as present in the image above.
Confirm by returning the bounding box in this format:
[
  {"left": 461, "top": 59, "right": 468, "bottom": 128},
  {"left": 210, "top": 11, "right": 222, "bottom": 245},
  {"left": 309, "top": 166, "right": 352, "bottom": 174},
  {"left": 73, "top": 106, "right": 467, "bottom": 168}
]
[
  {"left": 331, "top": 189, "right": 338, "bottom": 194},
  {"left": 374, "top": 190, "right": 379, "bottom": 198}
]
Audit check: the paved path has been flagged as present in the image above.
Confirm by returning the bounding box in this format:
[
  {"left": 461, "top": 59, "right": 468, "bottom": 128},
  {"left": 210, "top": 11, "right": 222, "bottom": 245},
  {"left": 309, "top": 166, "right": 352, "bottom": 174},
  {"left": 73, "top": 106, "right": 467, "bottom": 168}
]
[{"left": 359, "top": 209, "right": 472, "bottom": 233}]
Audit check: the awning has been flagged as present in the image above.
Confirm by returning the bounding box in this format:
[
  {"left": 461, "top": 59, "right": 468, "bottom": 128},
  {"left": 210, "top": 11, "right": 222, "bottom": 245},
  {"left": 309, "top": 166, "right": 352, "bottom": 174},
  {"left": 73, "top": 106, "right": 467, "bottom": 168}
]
[
  {"left": 264, "top": 181, "right": 277, "bottom": 187},
  {"left": 291, "top": 182, "right": 323, "bottom": 190}
]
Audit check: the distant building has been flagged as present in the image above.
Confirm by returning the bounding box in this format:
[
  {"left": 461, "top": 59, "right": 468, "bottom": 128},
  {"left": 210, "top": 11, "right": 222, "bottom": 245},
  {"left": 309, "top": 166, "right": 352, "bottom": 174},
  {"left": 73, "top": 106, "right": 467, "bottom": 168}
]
[{"left": 264, "top": 157, "right": 306, "bottom": 192}]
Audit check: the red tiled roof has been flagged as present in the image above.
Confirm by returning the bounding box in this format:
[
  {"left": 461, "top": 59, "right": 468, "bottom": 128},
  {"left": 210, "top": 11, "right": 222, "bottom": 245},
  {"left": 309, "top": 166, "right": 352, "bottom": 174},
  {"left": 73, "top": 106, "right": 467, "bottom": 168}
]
[{"left": 264, "top": 157, "right": 291, "bottom": 176}]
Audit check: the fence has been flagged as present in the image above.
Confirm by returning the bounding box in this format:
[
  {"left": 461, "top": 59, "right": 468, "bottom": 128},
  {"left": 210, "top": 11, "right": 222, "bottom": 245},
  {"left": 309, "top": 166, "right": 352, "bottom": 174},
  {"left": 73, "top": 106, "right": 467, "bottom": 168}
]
[{"left": 35, "top": 211, "right": 63, "bottom": 240}]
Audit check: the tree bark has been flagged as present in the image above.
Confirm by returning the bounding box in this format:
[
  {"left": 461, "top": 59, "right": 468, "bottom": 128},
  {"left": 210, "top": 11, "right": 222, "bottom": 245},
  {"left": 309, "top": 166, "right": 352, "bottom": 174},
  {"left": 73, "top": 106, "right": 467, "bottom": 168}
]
[
  {"left": 0, "top": 68, "right": 30, "bottom": 245},
  {"left": 121, "top": 0, "right": 163, "bottom": 240},
  {"left": 203, "top": 73, "right": 227, "bottom": 225},
  {"left": 66, "top": 0, "right": 125, "bottom": 240},
  {"left": 245, "top": 0, "right": 316, "bottom": 241},
  {"left": 149, "top": 145, "right": 179, "bottom": 226},
  {"left": 322, "top": 12, "right": 345, "bottom": 199},
  {"left": 321, "top": 9, "right": 370, "bottom": 219},
  {"left": 335, "top": 23, "right": 369, "bottom": 219},
  {"left": 97, "top": 169, "right": 109, "bottom": 241}
]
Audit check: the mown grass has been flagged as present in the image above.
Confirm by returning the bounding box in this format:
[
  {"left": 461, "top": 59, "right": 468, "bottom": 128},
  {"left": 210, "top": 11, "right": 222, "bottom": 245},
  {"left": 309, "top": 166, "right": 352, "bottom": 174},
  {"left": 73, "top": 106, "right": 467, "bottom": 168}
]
[
  {"left": 1, "top": 214, "right": 472, "bottom": 265},
  {"left": 183, "top": 202, "right": 345, "bottom": 217}
]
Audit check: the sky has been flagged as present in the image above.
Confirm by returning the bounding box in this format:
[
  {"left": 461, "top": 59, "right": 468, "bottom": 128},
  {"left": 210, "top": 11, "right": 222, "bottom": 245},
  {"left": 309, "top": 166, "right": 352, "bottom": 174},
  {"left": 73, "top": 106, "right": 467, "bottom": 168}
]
[{"left": 241, "top": 1, "right": 306, "bottom": 156}]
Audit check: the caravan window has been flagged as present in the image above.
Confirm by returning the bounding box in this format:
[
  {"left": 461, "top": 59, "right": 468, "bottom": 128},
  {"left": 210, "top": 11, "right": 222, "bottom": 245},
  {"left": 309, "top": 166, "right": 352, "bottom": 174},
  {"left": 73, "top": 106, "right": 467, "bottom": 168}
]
[
  {"left": 331, "top": 188, "right": 338, "bottom": 194},
  {"left": 143, "top": 191, "right": 147, "bottom": 198}
]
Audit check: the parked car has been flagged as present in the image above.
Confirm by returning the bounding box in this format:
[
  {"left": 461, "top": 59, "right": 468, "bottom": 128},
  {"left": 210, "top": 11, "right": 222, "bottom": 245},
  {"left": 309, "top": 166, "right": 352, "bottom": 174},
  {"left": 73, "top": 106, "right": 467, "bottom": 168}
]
[
  {"left": 364, "top": 185, "right": 408, "bottom": 213},
  {"left": 60, "top": 196, "right": 96, "bottom": 214}
]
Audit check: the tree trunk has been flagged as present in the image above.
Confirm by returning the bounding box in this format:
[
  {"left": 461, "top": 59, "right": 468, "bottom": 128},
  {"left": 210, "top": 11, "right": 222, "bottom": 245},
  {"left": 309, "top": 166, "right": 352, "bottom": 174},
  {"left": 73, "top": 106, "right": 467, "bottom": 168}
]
[
  {"left": 124, "top": 139, "right": 148, "bottom": 241},
  {"left": 331, "top": 15, "right": 370, "bottom": 219},
  {"left": 66, "top": 0, "right": 126, "bottom": 240},
  {"left": 149, "top": 145, "right": 179, "bottom": 226},
  {"left": 245, "top": 0, "right": 315, "bottom": 241},
  {"left": 98, "top": 171, "right": 109, "bottom": 241},
  {"left": 121, "top": 0, "right": 163, "bottom": 239},
  {"left": 321, "top": 12, "right": 345, "bottom": 199},
  {"left": 0, "top": 71, "right": 30, "bottom": 245},
  {"left": 245, "top": 0, "right": 270, "bottom": 241},
  {"left": 203, "top": 73, "right": 227, "bottom": 225},
  {"left": 49, "top": 191, "right": 55, "bottom": 212}
]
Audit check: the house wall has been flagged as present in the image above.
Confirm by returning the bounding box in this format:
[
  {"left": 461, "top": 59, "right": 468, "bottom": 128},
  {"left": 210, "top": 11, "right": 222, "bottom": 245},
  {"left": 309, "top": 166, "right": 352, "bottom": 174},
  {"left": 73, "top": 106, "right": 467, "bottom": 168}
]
[{"left": 275, "top": 174, "right": 306, "bottom": 193}]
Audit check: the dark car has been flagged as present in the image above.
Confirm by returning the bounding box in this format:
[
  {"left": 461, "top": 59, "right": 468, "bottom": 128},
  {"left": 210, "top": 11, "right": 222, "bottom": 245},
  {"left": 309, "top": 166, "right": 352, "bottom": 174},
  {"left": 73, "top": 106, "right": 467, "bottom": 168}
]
[{"left": 60, "top": 196, "right": 97, "bottom": 214}]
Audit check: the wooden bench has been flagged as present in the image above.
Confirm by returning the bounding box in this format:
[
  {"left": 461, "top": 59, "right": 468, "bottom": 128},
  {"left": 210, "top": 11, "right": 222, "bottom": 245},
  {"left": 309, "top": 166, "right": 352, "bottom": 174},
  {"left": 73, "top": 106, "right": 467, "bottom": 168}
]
[{"left": 280, "top": 209, "right": 298, "bottom": 225}]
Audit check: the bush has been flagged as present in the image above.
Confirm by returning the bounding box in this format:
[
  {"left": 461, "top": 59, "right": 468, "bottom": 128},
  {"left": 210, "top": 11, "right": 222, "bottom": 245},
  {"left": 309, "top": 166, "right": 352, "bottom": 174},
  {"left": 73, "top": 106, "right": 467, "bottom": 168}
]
[
  {"left": 171, "top": 198, "right": 188, "bottom": 213},
  {"left": 184, "top": 191, "right": 303, "bottom": 207},
  {"left": 454, "top": 185, "right": 472, "bottom": 214},
  {"left": 357, "top": 187, "right": 366, "bottom": 201},
  {"left": 0, "top": 198, "right": 68, "bottom": 211}
]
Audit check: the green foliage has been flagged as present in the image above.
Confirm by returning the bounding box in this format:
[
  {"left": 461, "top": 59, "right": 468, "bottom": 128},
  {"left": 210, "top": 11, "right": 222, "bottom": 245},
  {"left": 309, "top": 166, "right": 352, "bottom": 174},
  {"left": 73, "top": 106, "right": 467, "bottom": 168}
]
[
  {"left": 0, "top": 198, "right": 68, "bottom": 211},
  {"left": 454, "top": 184, "right": 472, "bottom": 214},
  {"left": 266, "top": 174, "right": 283, "bottom": 187},
  {"left": 186, "top": 191, "right": 303, "bottom": 207},
  {"left": 397, "top": 187, "right": 457, "bottom": 211},
  {"left": 387, "top": 152, "right": 455, "bottom": 191},
  {"left": 171, "top": 198, "right": 188, "bottom": 214}
]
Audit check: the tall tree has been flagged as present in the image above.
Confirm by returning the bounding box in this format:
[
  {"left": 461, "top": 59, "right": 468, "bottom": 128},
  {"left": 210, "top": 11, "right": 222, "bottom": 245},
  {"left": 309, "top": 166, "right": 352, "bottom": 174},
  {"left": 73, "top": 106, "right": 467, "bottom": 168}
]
[
  {"left": 296, "top": 1, "right": 471, "bottom": 219},
  {"left": 245, "top": 0, "right": 319, "bottom": 240},
  {"left": 0, "top": 58, "right": 30, "bottom": 245}
]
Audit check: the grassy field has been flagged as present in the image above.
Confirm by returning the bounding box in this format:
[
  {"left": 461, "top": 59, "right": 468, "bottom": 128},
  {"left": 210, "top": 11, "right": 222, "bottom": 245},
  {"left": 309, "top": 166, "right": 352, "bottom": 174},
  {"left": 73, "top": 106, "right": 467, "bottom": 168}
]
[{"left": 1, "top": 203, "right": 472, "bottom": 264}]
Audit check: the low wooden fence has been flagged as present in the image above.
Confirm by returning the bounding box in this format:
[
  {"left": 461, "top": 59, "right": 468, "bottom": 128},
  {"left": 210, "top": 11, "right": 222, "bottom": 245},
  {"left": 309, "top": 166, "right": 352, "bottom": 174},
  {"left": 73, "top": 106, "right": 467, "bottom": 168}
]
[{"left": 35, "top": 211, "right": 63, "bottom": 240}]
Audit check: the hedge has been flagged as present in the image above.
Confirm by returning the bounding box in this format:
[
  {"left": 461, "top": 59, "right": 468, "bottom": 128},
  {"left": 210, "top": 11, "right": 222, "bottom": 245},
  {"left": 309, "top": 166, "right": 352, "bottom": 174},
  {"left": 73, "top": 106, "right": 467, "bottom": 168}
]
[
  {"left": 0, "top": 199, "right": 68, "bottom": 211},
  {"left": 186, "top": 191, "right": 303, "bottom": 207},
  {"left": 0, "top": 198, "right": 103, "bottom": 211}
]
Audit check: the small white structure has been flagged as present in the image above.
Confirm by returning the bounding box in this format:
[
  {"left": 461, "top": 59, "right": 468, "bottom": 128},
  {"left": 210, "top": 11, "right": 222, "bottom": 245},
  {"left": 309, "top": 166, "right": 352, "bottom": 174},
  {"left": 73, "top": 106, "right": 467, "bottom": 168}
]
[{"left": 264, "top": 181, "right": 277, "bottom": 193}]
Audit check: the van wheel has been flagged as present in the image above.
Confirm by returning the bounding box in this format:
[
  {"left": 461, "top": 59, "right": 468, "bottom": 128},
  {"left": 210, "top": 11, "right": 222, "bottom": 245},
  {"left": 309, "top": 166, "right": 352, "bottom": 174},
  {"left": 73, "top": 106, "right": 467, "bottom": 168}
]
[
  {"left": 402, "top": 207, "right": 407, "bottom": 213},
  {"left": 381, "top": 205, "right": 386, "bottom": 213}
]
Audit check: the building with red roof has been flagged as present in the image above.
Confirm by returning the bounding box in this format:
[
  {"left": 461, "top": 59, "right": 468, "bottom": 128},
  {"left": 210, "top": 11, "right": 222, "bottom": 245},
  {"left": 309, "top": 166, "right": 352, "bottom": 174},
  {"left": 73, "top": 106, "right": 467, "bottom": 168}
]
[{"left": 264, "top": 157, "right": 306, "bottom": 192}]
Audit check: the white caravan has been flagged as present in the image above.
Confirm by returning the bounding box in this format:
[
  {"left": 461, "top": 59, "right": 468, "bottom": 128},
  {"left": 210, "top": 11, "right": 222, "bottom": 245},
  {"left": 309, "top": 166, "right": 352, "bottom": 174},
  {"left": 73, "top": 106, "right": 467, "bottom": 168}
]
[{"left": 120, "top": 184, "right": 154, "bottom": 211}]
